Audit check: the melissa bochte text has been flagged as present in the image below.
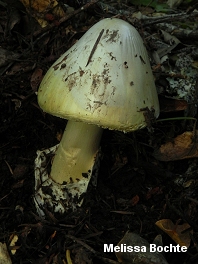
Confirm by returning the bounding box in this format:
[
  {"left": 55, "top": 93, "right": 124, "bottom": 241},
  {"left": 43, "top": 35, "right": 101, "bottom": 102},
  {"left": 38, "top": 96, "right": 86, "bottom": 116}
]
[{"left": 104, "top": 243, "right": 187, "bottom": 253}]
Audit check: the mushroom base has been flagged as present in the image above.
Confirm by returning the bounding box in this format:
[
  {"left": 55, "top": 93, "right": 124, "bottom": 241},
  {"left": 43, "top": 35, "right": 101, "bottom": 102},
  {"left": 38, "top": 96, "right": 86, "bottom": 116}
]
[{"left": 34, "top": 145, "right": 101, "bottom": 217}]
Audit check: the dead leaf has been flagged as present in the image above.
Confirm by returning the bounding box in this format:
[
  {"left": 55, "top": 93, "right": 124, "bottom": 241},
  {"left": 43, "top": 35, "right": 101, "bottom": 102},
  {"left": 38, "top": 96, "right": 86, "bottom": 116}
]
[
  {"left": 30, "top": 68, "right": 43, "bottom": 92},
  {"left": 154, "top": 131, "right": 198, "bottom": 161},
  {"left": 167, "top": 0, "right": 183, "bottom": 8},
  {"left": 13, "top": 164, "right": 28, "bottom": 179},
  {"left": 116, "top": 232, "right": 168, "bottom": 264},
  {"left": 11, "top": 179, "right": 25, "bottom": 189},
  {"left": 146, "top": 187, "right": 162, "bottom": 200},
  {"left": 0, "top": 48, "right": 20, "bottom": 67},
  {"left": 159, "top": 95, "right": 188, "bottom": 112},
  {"left": 7, "top": 8, "right": 21, "bottom": 32},
  {"left": 56, "top": 130, "right": 63, "bottom": 142},
  {"left": 50, "top": 231, "right": 56, "bottom": 240},
  {"left": 20, "top": 0, "right": 65, "bottom": 28},
  {"left": 0, "top": 242, "right": 12, "bottom": 264},
  {"left": 155, "top": 219, "right": 192, "bottom": 248},
  {"left": 6, "top": 61, "right": 36, "bottom": 75},
  {"left": 161, "top": 29, "right": 180, "bottom": 45},
  {"left": 11, "top": 99, "right": 21, "bottom": 111},
  {"left": 73, "top": 247, "right": 92, "bottom": 264},
  {"left": 131, "top": 195, "right": 139, "bottom": 206},
  {"left": 20, "top": 0, "right": 58, "bottom": 13},
  {"left": 9, "top": 234, "right": 19, "bottom": 255}
]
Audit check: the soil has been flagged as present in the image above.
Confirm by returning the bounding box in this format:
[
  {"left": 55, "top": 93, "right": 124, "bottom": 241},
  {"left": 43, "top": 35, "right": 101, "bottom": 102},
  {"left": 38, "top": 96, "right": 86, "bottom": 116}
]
[{"left": 1, "top": 1, "right": 198, "bottom": 264}]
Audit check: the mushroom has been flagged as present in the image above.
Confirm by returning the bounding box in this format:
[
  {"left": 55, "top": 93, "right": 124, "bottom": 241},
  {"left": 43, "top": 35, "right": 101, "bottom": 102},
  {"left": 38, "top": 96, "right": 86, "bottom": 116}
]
[{"left": 34, "top": 18, "right": 159, "bottom": 217}]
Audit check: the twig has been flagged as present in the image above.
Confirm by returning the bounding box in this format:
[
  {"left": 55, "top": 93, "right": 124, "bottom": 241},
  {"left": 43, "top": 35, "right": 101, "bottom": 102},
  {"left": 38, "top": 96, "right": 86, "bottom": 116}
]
[
  {"left": 32, "top": 0, "right": 100, "bottom": 38},
  {"left": 144, "top": 12, "right": 198, "bottom": 26},
  {"left": 97, "top": 1, "right": 132, "bottom": 15},
  {"left": 66, "top": 234, "right": 97, "bottom": 254},
  {"left": 97, "top": 2, "right": 198, "bottom": 26},
  {"left": 155, "top": 22, "right": 198, "bottom": 40},
  {"left": 66, "top": 234, "right": 119, "bottom": 264},
  {"left": 86, "top": 29, "right": 104, "bottom": 66}
]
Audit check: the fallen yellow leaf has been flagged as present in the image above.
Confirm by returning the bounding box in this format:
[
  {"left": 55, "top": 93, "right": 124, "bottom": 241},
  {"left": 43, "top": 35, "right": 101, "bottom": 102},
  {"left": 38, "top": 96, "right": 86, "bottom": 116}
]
[
  {"left": 155, "top": 219, "right": 192, "bottom": 248},
  {"left": 20, "top": 0, "right": 58, "bottom": 13},
  {"left": 19, "top": 0, "right": 65, "bottom": 27}
]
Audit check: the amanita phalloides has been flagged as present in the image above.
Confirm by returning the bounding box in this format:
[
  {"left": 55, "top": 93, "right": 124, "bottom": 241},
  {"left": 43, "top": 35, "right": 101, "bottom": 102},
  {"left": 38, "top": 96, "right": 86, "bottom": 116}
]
[{"left": 34, "top": 18, "right": 159, "bottom": 217}]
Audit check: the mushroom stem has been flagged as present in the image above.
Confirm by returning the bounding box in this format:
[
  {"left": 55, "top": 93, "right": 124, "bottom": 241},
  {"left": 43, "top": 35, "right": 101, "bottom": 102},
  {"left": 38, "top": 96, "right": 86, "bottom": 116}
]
[{"left": 50, "top": 120, "right": 103, "bottom": 184}]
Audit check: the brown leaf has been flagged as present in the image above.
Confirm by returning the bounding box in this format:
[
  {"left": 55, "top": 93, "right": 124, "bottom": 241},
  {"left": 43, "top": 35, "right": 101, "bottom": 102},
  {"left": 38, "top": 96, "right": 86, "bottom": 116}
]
[
  {"left": 146, "top": 187, "right": 162, "bottom": 200},
  {"left": 11, "top": 179, "right": 25, "bottom": 189},
  {"left": 13, "top": 164, "right": 28, "bottom": 179},
  {"left": 154, "top": 131, "right": 198, "bottom": 161},
  {"left": 155, "top": 219, "right": 192, "bottom": 248},
  {"left": 30, "top": 68, "right": 43, "bottom": 92},
  {"left": 131, "top": 195, "right": 139, "bottom": 206},
  {"left": 20, "top": 0, "right": 58, "bottom": 13},
  {"left": 6, "top": 61, "right": 35, "bottom": 75},
  {"left": 20, "top": 0, "right": 65, "bottom": 28},
  {"left": 159, "top": 95, "right": 188, "bottom": 112}
]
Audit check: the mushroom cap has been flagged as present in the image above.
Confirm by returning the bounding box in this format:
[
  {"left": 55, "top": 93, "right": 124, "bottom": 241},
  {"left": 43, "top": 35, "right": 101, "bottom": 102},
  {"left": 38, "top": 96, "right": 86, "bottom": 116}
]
[{"left": 38, "top": 18, "right": 159, "bottom": 132}]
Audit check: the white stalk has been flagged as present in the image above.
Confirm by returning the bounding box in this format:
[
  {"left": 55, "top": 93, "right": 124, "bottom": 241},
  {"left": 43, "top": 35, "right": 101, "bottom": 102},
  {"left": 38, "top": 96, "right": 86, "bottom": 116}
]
[
  {"left": 34, "top": 120, "right": 103, "bottom": 216},
  {"left": 50, "top": 120, "right": 103, "bottom": 184}
]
